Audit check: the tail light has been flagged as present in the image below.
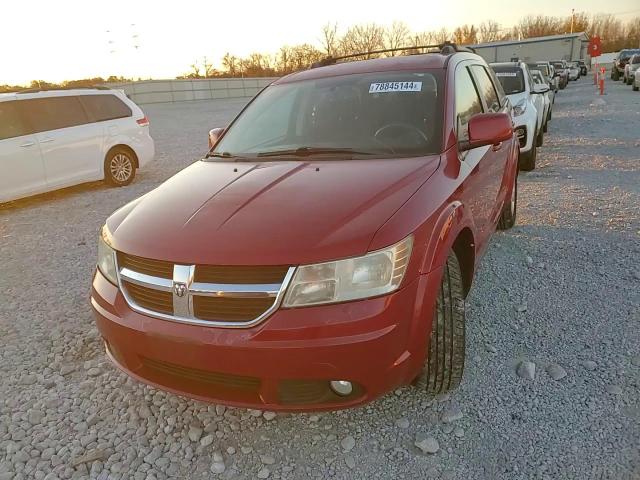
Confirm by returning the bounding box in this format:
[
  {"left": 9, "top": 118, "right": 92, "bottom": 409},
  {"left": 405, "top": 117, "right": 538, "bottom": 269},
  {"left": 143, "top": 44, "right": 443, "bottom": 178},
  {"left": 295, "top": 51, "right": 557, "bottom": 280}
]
[{"left": 136, "top": 116, "right": 150, "bottom": 127}]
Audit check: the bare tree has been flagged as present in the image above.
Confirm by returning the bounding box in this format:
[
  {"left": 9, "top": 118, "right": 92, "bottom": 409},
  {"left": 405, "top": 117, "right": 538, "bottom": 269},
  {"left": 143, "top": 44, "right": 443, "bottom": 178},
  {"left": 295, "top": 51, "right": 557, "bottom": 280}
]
[
  {"left": 453, "top": 24, "right": 478, "bottom": 44},
  {"left": 340, "top": 23, "right": 385, "bottom": 58},
  {"left": 384, "top": 21, "right": 410, "bottom": 55},
  {"left": 478, "top": 20, "right": 502, "bottom": 43},
  {"left": 188, "top": 62, "right": 201, "bottom": 78},
  {"left": 514, "top": 15, "right": 563, "bottom": 39},
  {"left": 320, "top": 23, "right": 340, "bottom": 57},
  {"left": 432, "top": 28, "right": 450, "bottom": 44}
]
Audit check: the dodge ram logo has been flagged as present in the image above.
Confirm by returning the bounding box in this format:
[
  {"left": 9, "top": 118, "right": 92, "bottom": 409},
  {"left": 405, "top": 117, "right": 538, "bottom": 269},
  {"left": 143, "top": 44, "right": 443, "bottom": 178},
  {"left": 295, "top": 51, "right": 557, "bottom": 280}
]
[{"left": 173, "top": 283, "right": 187, "bottom": 298}]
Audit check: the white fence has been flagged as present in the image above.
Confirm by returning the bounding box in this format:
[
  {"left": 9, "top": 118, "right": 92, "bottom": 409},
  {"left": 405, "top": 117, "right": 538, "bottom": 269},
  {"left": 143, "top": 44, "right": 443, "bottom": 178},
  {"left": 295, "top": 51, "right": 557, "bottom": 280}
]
[{"left": 105, "top": 78, "right": 279, "bottom": 105}]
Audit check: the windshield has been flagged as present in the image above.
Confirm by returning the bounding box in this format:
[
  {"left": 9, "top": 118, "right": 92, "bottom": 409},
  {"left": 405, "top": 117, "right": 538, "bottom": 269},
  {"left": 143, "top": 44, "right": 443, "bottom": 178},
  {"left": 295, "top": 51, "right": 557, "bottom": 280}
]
[
  {"left": 531, "top": 71, "right": 544, "bottom": 84},
  {"left": 528, "top": 64, "right": 549, "bottom": 76},
  {"left": 632, "top": 55, "right": 640, "bottom": 65},
  {"left": 620, "top": 50, "right": 640, "bottom": 61},
  {"left": 210, "top": 71, "right": 443, "bottom": 159},
  {"left": 492, "top": 67, "right": 525, "bottom": 94}
]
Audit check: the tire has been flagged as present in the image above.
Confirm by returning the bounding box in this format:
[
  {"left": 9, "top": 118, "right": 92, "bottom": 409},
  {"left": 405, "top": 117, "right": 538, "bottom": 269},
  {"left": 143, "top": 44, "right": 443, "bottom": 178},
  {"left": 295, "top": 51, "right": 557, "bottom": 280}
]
[
  {"left": 105, "top": 148, "right": 136, "bottom": 187},
  {"left": 498, "top": 168, "right": 517, "bottom": 230},
  {"left": 612, "top": 70, "right": 620, "bottom": 81},
  {"left": 520, "top": 143, "right": 536, "bottom": 171},
  {"left": 633, "top": 85, "right": 639, "bottom": 92},
  {"left": 536, "top": 128, "right": 544, "bottom": 147},
  {"left": 413, "top": 251, "right": 466, "bottom": 394},
  {"left": 543, "top": 120, "right": 548, "bottom": 133}
]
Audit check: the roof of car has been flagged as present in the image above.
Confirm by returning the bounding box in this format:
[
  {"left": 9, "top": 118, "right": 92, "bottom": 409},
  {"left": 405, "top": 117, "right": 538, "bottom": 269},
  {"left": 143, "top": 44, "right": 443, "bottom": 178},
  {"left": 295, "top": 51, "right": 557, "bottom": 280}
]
[
  {"left": 0, "top": 87, "right": 121, "bottom": 102},
  {"left": 489, "top": 62, "right": 524, "bottom": 69},
  {"left": 275, "top": 52, "right": 479, "bottom": 84}
]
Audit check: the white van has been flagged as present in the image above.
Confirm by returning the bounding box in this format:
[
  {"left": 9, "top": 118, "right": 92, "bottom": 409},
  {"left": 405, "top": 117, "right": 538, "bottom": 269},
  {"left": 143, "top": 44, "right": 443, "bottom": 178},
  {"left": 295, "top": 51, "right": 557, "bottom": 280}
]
[{"left": 0, "top": 88, "right": 155, "bottom": 203}]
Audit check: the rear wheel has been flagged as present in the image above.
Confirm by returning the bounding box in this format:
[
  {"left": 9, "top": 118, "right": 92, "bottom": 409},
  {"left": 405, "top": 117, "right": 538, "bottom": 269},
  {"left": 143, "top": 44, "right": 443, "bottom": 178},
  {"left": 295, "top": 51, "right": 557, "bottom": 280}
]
[
  {"left": 105, "top": 148, "right": 136, "bottom": 187},
  {"left": 520, "top": 143, "right": 537, "bottom": 171},
  {"left": 413, "top": 251, "right": 466, "bottom": 394},
  {"left": 498, "top": 169, "right": 517, "bottom": 230}
]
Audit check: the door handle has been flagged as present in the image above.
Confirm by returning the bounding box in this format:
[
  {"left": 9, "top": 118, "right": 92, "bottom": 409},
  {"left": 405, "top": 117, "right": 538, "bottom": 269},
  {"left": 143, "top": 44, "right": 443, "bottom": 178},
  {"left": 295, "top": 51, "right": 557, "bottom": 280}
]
[
  {"left": 40, "top": 137, "right": 54, "bottom": 143},
  {"left": 19, "top": 141, "right": 35, "bottom": 147}
]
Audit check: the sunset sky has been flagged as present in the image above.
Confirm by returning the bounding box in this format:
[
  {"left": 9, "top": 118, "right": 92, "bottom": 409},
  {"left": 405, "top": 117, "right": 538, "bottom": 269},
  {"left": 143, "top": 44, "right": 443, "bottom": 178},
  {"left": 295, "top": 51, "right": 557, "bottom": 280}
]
[{"left": 2, "top": 0, "right": 639, "bottom": 85}]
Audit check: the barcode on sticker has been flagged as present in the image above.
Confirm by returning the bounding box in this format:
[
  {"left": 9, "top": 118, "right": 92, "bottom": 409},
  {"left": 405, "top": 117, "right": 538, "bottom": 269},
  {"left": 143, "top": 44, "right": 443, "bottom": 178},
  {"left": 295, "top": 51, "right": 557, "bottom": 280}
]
[
  {"left": 495, "top": 72, "right": 518, "bottom": 77},
  {"left": 369, "top": 81, "right": 422, "bottom": 93}
]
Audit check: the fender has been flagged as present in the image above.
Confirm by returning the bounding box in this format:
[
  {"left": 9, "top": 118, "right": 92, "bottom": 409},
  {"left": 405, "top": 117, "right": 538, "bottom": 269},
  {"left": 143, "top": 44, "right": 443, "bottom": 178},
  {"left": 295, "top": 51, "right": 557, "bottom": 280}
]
[{"left": 420, "top": 200, "right": 476, "bottom": 275}]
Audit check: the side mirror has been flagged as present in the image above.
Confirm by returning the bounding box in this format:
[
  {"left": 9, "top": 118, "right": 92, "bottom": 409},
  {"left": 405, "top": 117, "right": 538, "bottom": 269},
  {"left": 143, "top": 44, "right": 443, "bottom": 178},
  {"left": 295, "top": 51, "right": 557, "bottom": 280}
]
[
  {"left": 459, "top": 113, "right": 513, "bottom": 152},
  {"left": 208, "top": 127, "right": 225, "bottom": 150},
  {"left": 533, "top": 84, "right": 550, "bottom": 94}
]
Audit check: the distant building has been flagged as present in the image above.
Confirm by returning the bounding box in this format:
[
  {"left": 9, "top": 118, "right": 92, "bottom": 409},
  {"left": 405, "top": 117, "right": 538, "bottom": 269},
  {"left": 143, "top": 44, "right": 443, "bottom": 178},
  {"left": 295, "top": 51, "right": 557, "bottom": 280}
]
[{"left": 470, "top": 32, "right": 590, "bottom": 63}]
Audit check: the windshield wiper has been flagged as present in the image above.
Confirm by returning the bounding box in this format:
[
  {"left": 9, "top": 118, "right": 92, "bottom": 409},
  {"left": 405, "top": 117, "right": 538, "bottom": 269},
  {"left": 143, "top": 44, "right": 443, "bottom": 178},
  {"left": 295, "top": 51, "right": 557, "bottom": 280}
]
[
  {"left": 205, "top": 151, "right": 244, "bottom": 160},
  {"left": 256, "top": 147, "right": 374, "bottom": 158}
]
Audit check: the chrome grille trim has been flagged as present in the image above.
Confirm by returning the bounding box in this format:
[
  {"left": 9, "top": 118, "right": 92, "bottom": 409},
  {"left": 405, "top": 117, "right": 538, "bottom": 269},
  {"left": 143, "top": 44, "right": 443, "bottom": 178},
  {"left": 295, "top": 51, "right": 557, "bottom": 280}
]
[{"left": 116, "top": 256, "right": 295, "bottom": 328}]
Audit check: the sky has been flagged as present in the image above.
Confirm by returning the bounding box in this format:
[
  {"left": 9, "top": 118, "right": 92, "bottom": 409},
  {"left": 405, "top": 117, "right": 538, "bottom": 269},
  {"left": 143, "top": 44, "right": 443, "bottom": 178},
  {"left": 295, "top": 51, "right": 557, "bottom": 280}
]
[{"left": 2, "top": 0, "right": 639, "bottom": 85}]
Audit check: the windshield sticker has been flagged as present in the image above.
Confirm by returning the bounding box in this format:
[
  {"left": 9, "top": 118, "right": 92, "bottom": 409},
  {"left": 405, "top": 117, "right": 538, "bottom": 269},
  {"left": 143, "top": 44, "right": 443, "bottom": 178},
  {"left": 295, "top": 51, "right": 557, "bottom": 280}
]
[
  {"left": 369, "top": 81, "right": 422, "bottom": 93},
  {"left": 495, "top": 72, "right": 518, "bottom": 77}
]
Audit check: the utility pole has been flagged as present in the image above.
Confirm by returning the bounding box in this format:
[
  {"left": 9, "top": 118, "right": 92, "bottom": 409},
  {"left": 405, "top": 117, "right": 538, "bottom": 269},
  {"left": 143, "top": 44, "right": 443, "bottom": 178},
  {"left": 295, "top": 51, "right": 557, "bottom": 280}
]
[{"left": 570, "top": 9, "right": 575, "bottom": 34}]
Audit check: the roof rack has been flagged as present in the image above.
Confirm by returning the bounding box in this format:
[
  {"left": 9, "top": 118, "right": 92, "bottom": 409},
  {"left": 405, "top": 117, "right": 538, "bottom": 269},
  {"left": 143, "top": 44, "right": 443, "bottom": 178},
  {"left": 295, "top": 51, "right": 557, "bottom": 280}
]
[
  {"left": 16, "top": 85, "right": 111, "bottom": 94},
  {"left": 310, "top": 41, "right": 476, "bottom": 68}
]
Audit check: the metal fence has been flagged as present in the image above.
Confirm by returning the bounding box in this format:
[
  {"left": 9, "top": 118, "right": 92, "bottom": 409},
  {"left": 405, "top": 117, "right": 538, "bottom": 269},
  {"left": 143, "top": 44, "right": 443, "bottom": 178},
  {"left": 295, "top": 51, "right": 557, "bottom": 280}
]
[{"left": 105, "top": 78, "right": 279, "bottom": 105}]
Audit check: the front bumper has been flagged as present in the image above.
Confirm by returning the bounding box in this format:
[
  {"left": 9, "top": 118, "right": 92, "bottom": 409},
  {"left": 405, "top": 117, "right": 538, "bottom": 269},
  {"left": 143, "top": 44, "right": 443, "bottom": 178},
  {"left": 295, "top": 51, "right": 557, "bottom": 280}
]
[{"left": 91, "top": 267, "right": 441, "bottom": 411}]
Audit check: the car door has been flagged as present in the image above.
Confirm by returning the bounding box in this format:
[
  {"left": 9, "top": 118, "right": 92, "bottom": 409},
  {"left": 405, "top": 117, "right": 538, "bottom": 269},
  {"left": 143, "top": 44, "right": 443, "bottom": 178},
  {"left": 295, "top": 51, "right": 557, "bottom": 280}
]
[
  {"left": 469, "top": 65, "right": 511, "bottom": 229},
  {"left": 22, "top": 96, "right": 104, "bottom": 188},
  {"left": 0, "top": 100, "right": 47, "bottom": 202},
  {"left": 454, "top": 63, "right": 493, "bottom": 250},
  {"left": 525, "top": 69, "right": 543, "bottom": 133}
]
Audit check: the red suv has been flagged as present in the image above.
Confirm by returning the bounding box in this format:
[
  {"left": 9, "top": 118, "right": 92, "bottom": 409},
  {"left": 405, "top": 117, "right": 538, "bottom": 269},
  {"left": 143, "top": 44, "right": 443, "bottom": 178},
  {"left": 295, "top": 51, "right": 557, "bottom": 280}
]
[{"left": 92, "top": 44, "right": 519, "bottom": 411}]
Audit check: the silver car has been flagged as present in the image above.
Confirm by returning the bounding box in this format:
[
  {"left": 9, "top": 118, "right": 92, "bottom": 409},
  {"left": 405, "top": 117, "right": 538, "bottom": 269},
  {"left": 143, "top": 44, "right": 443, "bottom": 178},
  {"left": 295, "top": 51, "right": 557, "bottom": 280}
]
[{"left": 624, "top": 54, "right": 640, "bottom": 85}]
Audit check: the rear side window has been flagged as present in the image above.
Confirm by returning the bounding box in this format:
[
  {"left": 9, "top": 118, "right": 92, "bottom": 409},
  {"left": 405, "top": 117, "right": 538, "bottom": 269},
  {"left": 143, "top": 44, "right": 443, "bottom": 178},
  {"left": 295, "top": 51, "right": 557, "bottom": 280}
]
[
  {"left": 80, "top": 94, "right": 132, "bottom": 122},
  {"left": 22, "top": 96, "right": 89, "bottom": 133},
  {"left": 632, "top": 56, "right": 640, "bottom": 65},
  {"left": 0, "top": 101, "right": 30, "bottom": 140},
  {"left": 455, "top": 67, "right": 483, "bottom": 142},
  {"left": 469, "top": 65, "right": 501, "bottom": 113}
]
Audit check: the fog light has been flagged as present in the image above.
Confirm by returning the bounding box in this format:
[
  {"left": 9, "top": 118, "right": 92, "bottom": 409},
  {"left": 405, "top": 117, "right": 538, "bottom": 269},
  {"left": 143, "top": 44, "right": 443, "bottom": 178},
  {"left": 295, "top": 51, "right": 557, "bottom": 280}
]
[{"left": 329, "top": 380, "right": 353, "bottom": 396}]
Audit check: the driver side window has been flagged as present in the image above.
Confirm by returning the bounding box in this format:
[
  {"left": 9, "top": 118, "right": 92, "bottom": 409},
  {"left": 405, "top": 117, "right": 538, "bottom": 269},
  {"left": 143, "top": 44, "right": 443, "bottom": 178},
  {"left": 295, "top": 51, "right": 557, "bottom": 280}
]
[{"left": 455, "top": 67, "right": 483, "bottom": 143}]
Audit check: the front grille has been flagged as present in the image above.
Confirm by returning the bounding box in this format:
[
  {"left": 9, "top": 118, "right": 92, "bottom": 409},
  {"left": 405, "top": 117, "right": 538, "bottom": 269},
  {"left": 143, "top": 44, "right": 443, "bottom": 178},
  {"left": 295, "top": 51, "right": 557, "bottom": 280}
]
[
  {"left": 118, "top": 252, "right": 173, "bottom": 278},
  {"left": 123, "top": 281, "right": 173, "bottom": 314},
  {"left": 515, "top": 127, "right": 527, "bottom": 148},
  {"left": 193, "top": 296, "right": 276, "bottom": 321},
  {"left": 117, "top": 252, "right": 293, "bottom": 327},
  {"left": 194, "top": 265, "right": 289, "bottom": 284},
  {"left": 142, "top": 357, "right": 261, "bottom": 391}
]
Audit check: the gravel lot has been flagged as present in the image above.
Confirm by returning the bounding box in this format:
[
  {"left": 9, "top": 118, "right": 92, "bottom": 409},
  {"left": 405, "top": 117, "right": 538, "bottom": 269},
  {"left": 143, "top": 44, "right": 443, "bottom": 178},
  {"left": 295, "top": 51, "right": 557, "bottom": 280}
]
[{"left": 1, "top": 79, "right": 639, "bottom": 480}]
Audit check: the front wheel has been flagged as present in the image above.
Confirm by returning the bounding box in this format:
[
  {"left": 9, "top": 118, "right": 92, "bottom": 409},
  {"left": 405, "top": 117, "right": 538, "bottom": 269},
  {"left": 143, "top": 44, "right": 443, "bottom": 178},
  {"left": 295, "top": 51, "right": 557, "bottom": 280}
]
[
  {"left": 520, "top": 143, "right": 537, "bottom": 171},
  {"left": 498, "top": 168, "right": 517, "bottom": 230},
  {"left": 633, "top": 85, "right": 639, "bottom": 92},
  {"left": 536, "top": 128, "right": 544, "bottom": 147},
  {"left": 413, "top": 251, "right": 466, "bottom": 394},
  {"left": 105, "top": 148, "right": 136, "bottom": 187}
]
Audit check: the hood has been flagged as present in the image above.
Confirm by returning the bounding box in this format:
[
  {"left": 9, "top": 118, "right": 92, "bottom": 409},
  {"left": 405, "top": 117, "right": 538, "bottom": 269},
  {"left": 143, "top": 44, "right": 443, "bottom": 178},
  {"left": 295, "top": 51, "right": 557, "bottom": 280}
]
[
  {"left": 108, "top": 157, "right": 440, "bottom": 265},
  {"left": 507, "top": 91, "right": 528, "bottom": 106}
]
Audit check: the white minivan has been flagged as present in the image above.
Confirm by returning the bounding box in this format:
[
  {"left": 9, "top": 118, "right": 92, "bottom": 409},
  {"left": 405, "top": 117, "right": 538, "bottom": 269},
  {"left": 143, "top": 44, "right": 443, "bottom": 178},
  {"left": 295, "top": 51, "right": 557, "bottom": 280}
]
[{"left": 0, "top": 88, "right": 154, "bottom": 203}]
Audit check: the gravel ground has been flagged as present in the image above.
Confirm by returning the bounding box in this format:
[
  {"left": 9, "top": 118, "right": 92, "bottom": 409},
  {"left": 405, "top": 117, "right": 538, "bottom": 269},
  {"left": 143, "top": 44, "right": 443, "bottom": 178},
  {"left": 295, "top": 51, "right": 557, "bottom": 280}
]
[{"left": 1, "top": 79, "right": 639, "bottom": 480}]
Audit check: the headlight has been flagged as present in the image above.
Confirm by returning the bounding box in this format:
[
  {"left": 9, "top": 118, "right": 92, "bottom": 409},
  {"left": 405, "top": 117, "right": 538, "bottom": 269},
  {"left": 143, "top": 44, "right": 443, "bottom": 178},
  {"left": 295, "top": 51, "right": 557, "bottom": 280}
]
[
  {"left": 513, "top": 99, "right": 527, "bottom": 116},
  {"left": 283, "top": 236, "right": 413, "bottom": 307},
  {"left": 97, "top": 225, "right": 118, "bottom": 285}
]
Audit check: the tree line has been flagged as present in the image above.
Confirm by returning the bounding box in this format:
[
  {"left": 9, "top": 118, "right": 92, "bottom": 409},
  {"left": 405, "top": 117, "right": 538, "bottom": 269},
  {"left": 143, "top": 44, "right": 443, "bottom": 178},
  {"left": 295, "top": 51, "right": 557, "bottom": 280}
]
[
  {"left": 2, "top": 11, "right": 638, "bottom": 91},
  {"left": 180, "top": 12, "right": 639, "bottom": 78}
]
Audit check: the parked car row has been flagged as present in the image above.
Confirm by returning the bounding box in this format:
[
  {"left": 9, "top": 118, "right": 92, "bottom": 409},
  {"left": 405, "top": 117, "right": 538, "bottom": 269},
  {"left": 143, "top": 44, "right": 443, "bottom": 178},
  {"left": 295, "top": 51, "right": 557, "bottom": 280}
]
[
  {"left": 610, "top": 49, "right": 640, "bottom": 83},
  {"left": 613, "top": 50, "right": 640, "bottom": 92},
  {"left": 0, "top": 88, "right": 154, "bottom": 203},
  {"left": 489, "top": 61, "right": 555, "bottom": 171}
]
